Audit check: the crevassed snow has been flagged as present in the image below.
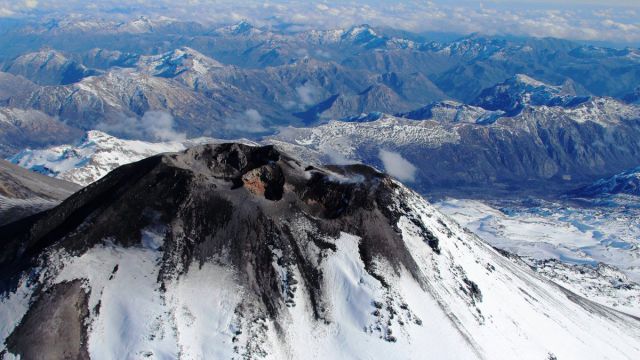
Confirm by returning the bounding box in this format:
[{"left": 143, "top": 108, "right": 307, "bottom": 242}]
[{"left": 436, "top": 198, "right": 640, "bottom": 282}]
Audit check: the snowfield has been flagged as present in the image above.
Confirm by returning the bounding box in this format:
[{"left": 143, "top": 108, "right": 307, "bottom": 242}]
[{"left": 436, "top": 197, "right": 640, "bottom": 317}]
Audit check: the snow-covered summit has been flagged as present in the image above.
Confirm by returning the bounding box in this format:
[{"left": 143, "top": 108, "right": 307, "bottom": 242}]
[
  {"left": 398, "top": 100, "right": 504, "bottom": 124},
  {"left": 137, "top": 47, "right": 223, "bottom": 78},
  {"left": 342, "top": 24, "right": 378, "bottom": 42},
  {"left": 9, "top": 130, "right": 188, "bottom": 186},
  {"left": 215, "top": 20, "right": 263, "bottom": 36}
]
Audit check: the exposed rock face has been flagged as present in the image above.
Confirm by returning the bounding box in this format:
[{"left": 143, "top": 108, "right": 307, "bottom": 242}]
[
  {"left": 5, "top": 280, "right": 90, "bottom": 360},
  {"left": 241, "top": 164, "right": 285, "bottom": 201},
  {"left": 1, "top": 144, "right": 639, "bottom": 359}
]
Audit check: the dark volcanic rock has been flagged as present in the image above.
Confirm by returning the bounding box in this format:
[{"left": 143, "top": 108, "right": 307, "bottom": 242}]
[{"left": 5, "top": 280, "right": 90, "bottom": 360}]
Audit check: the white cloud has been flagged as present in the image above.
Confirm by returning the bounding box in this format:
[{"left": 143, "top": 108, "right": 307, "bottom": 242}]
[
  {"left": 143, "top": 111, "right": 187, "bottom": 141},
  {"left": 378, "top": 149, "right": 417, "bottom": 182},
  {"left": 319, "top": 138, "right": 356, "bottom": 165},
  {"left": 296, "top": 83, "right": 321, "bottom": 106},
  {"left": 97, "top": 111, "right": 186, "bottom": 142},
  {"left": 224, "top": 108, "right": 267, "bottom": 133},
  {"left": 0, "top": 7, "right": 14, "bottom": 16},
  {"left": 24, "top": 0, "right": 37, "bottom": 9}
]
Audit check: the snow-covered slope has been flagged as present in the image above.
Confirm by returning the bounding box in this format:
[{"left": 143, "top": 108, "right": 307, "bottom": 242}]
[
  {"left": 398, "top": 100, "right": 504, "bottom": 124},
  {"left": 272, "top": 114, "right": 460, "bottom": 162},
  {"left": 3, "top": 49, "right": 100, "bottom": 85},
  {"left": 270, "top": 99, "right": 640, "bottom": 194},
  {"left": 0, "top": 106, "right": 81, "bottom": 157},
  {"left": 136, "top": 47, "right": 223, "bottom": 84},
  {"left": 1, "top": 144, "right": 638, "bottom": 359}
]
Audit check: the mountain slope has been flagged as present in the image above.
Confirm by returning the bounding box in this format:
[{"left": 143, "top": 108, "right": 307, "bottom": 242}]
[
  {"left": 1, "top": 144, "right": 638, "bottom": 359},
  {"left": 0, "top": 159, "right": 79, "bottom": 226},
  {"left": 436, "top": 197, "right": 640, "bottom": 315},
  {"left": 9, "top": 130, "right": 189, "bottom": 186},
  {"left": 3, "top": 49, "right": 100, "bottom": 85},
  {"left": 0, "top": 107, "right": 82, "bottom": 157}
]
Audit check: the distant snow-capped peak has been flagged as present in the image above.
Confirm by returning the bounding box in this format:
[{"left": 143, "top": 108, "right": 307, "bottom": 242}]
[
  {"left": 398, "top": 100, "right": 504, "bottom": 124},
  {"left": 8, "top": 130, "right": 257, "bottom": 186},
  {"left": 215, "top": 20, "right": 263, "bottom": 36},
  {"left": 9, "top": 130, "right": 188, "bottom": 186},
  {"left": 137, "top": 47, "right": 223, "bottom": 77}
]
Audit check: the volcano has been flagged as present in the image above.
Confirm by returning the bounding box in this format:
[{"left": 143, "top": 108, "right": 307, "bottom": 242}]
[{"left": 0, "top": 143, "right": 638, "bottom": 359}]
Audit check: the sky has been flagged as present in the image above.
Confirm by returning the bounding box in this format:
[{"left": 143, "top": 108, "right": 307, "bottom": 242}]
[{"left": 0, "top": 0, "right": 638, "bottom": 45}]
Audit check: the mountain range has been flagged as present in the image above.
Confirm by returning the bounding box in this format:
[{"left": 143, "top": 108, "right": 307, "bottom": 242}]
[
  {"left": 1, "top": 16, "right": 640, "bottom": 358},
  {"left": 3, "top": 51, "right": 639, "bottom": 194}
]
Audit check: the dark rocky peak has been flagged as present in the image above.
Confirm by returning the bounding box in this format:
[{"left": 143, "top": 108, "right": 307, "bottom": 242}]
[
  {"left": 0, "top": 143, "right": 426, "bottom": 310},
  {"left": 2, "top": 144, "right": 638, "bottom": 358},
  {"left": 167, "top": 143, "right": 284, "bottom": 197}
]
